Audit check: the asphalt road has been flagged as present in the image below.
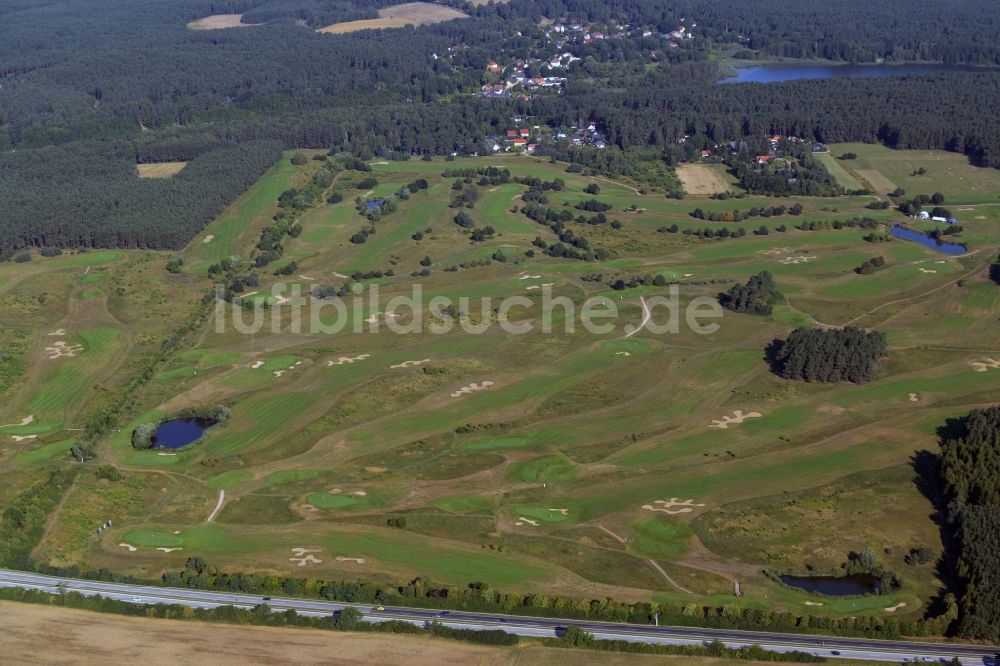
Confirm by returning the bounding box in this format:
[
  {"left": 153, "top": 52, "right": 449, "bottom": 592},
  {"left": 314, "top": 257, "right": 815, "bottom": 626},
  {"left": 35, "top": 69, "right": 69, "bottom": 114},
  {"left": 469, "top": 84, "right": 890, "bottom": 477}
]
[{"left": 1, "top": 568, "right": 997, "bottom": 665}]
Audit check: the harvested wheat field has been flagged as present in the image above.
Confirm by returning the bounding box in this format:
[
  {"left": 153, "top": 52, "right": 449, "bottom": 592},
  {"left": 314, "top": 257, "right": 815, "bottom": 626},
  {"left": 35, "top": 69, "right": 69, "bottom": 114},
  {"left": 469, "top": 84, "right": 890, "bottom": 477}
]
[
  {"left": 187, "top": 14, "right": 259, "bottom": 30},
  {"left": 676, "top": 164, "right": 733, "bottom": 195},
  {"left": 317, "top": 3, "right": 468, "bottom": 34},
  {"left": 136, "top": 162, "right": 188, "bottom": 179},
  {"left": 0, "top": 601, "right": 796, "bottom": 666}
]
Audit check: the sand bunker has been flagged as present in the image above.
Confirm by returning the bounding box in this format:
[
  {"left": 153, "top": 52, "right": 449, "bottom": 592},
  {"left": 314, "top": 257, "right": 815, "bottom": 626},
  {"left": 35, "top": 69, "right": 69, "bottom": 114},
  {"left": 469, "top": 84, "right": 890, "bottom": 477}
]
[
  {"left": 709, "top": 410, "right": 762, "bottom": 429},
  {"left": 779, "top": 255, "right": 817, "bottom": 265},
  {"left": 364, "top": 312, "right": 399, "bottom": 324},
  {"left": 273, "top": 370, "right": 285, "bottom": 377},
  {"left": 11, "top": 435, "right": 37, "bottom": 442},
  {"left": 548, "top": 508, "right": 569, "bottom": 515},
  {"left": 391, "top": 358, "right": 430, "bottom": 369},
  {"left": 884, "top": 602, "right": 907, "bottom": 612},
  {"left": 290, "top": 554, "right": 322, "bottom": 566},
  {"left": 47, "top": 329, "right": 66, "bottom": 336},
  {"left": 908, "top": 393, "right": 920, "bottom": 402},
  {"left": 514, "top": 518, "right": 539, "bottom": 527},
  {"left": 328, "top": 488, "right": 342, "bottom": 494},
  {"left": 971, "top": 358, "right": 1000, "bottom": 372},
  {"left": 804, "top": 601, "right": 824, "bottom": 607},
  {"left": 350, "top": 490, "right": 368, "bottom": 496},
  {"left": 759, "top": 247, "right": 793, "bottom": 256},
  {"left": 615, "top": 351, "right": 631, "bottom": 356},
  {"left": 202, "top": 235, "right": 215, "bottom": 244},
  {"left": 45, "top": 341, "right": 84, "bottom": 359},
  {"left": 1, "top": 415, "right": 34, "bottom": 428},
  {"left": 118, "top": 543, "right": 137, "bottom": 552},
  {"left": 299, "top": 275, "right": 314, "bottom": 281},
  {"left": 332, "top": 272, "right": 349, "bottom": 279},
  {"left": 517, "top": 274, "right": 542, "bottom": 280},
  {"left": 156, "top": 547, "right": 183, "bottom": 553},
  {"left": 251, "top": 361, "right": 265, "bottom": 369},
  {"left": 299, "top": 504, "right": 319, "bottom": 513},
  {"left": 335, "top": 556, "right": 368, "bottom": 564},
  {"left": 157, "top": 452, "right": 176, "bottom": 457},
  {"left": 451, "top": 381, "right": 495, "bottom": 397},
  {"left": 289, "top": 547, "right": 323, "bottom": 566},
  {"left": 642, "top": 498, "right": 706, "bottom": 515},
  {"left": 918, "top": 268, "right": 937, "bottom": 274},
  {"left": 328, "top": 354, "right": 371, "bottom": 366}
]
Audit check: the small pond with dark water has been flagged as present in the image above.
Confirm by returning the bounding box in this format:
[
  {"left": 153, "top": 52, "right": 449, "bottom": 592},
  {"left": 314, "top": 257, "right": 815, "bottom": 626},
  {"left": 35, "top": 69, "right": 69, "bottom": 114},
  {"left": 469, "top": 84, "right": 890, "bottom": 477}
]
[
  {"left": 890, "top": 225, "right": 967, "bottom": 254},
  {"left": 779, "top": 573, "right": 881, "bottom": 596},
  {"left": 153, "top": 418, "right": 215, "bottom": 450}
]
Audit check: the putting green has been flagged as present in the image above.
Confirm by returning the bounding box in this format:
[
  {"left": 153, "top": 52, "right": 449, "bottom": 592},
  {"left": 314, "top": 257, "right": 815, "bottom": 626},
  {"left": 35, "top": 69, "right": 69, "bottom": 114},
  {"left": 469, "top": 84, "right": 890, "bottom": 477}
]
[{"left": 433, "top": 494, "right": 494, "bottom": 513}]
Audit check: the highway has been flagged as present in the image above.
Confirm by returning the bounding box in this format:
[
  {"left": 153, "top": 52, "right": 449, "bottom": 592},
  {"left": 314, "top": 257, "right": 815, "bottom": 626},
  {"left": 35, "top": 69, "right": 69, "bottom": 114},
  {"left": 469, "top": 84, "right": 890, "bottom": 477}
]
[{"left": 1, "top": 569, "right": 997, "bottom": 664}]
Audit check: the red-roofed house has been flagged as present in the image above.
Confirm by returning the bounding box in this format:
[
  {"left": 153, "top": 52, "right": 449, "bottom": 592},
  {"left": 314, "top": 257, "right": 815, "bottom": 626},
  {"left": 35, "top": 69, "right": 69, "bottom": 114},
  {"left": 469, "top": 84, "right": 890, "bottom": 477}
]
[
  {"left": 526, "top": 143, "right": 538, "bottom": 154},
  {"left": 506, "top": 129, "right": 518, "bottom": 139},
  {"left": 486, "top": 60, "right": 502, "bottom": 74},
  {"left": 756, "top": 155, "right": 775, "bottom": 165},
  {"left": 513, "top": 138, "right": 528, "bottom": 147},
  {"left": 701, "top": 149, "right": 711, "bottom": 158},
  {"left": 519, "top": 128, "right": 530, "bottom": 138}
]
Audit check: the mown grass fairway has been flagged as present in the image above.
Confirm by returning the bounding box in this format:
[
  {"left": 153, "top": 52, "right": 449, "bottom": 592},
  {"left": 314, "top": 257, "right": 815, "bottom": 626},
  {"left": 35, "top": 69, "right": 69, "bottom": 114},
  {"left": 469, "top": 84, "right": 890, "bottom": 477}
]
[{"left": 3, "top": 151, "right": 998, "bottom": 620}]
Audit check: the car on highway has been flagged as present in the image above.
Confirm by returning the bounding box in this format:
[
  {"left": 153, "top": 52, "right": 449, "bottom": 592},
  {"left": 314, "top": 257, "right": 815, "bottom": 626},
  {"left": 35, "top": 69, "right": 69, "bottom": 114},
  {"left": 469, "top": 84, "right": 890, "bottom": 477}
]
[
  {"left": 131, "top": 596, "right": 141, "bottom": 602},
  {"left": 374, "top": 605, "right": 385, "bottom": 611},
  {"left": 262, "top": 596, "right": 271, "bottom": 601}
]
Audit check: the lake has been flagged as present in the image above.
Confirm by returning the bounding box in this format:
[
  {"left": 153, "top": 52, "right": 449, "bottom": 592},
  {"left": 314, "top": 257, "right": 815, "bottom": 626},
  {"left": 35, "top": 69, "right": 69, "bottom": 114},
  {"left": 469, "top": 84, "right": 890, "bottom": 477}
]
[
  {"left": 153, "top": 418, "right": 215, "bottom": 450},
  {"left": 891, "top": 225, "right": 967, "bottom": 254},
  {"left": 722, "top": 63, "right": 993, "bottom": 84},
  {"left": 779, "top": 573, "right": 881, "bottom": 596}
]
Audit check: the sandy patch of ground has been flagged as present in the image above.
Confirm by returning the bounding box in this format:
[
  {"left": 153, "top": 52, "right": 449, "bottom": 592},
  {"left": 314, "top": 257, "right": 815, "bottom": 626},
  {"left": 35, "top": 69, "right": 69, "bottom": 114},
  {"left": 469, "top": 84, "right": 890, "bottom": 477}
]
[
  {"left": 451, "top": 380, "right": 494, "bottom": 397},
  {"left": 328, "top": 487, "right": 342, "bottom": 494},
  {"left": 1, "top": 415, "right": 34, "bottom": 428},
  {"left": 759, "top": 247, "right": 793, "bottom": 256},
  {"left": 365, "top": 466, "right": 386, "bottom": 474},
  {"left": 46, "top": 340, "right": 84, "bottom": 359},
  {"left": 156, "top": 547, "right": 183, "bottom": 553},
  {"left": 779, "top": 255, "right": 817, "bottom": 265},
  {"left": 118, "top": 543, "right": 137, "bottom": 552},
  {"left": 642, "top": 498, "right": 706, "bottom": 515},
  {"left": 971, "top": 358, "right": 1000, "bottom": 372},
  {"left": 350, "top": 490, "right": 367, "bottom": 496},
  {"left": 328, "top": 354, "right": 370, "bottom": 366},
  {"left": 517, "top": 274, "right": 542, "bottom": 280},
  {"left": 1, "top": 601, "right": 667, "bottom": 666},
  {"left": 525, "top": 282, "right": 553, "bottom": 291},
  {"left": 335, "top": 556, "right": 367, "bottom": 564},
  {"left": 47, "top": 329, "right": 66, "bottom": 336},
  {"left": 157, "top": 452, "right": 176, "bottom": 457},
  {"left": 615, "top": 351, "right": 631, "bottom": 356},
  {"left": 250, "top": 360, "right": 265, "bottom": 369},
  {"left": 136, "top": 162, "right": 188, "bottom": 178},
  {"left": 908, "top": 393, "right": 919, "bottom": 402},
  {"left": 317, "top": 3, "right": 468, "bottom": 34},
  {"left": 202, "top": 235, "right": 214, "bottom": 244},
  {"left": 298, "top": 503, "right": 319, "bottom": 513},
  {"left": 709, "top": 409, "right": 762, "bottom": 429},
  {"left": 804, "top": 601, "right": 824, "bottom": 606},
  {"left": 299, "top": 275, "right": 314, "bottom": 280},
  {"left": 187, "top": 14, "right": 260, "bottom": 30},
  {"left": 391, "top": 358, "right": 430, "bottom": 369},
  {"left": 11, "top": 435, "right": 37, "bottom": 442},
  {"left": 548, "top": 508, "right": 568, "bottom": 515},
  {"left": 884, "top": 602, "right": 907, "bottom": 612},
  {"left": 332, "top": 272, "right": 349, "bottom": 279},
  {"left": 677, "top": 164, "right": 732, "bottom": 195},
  {"left": 918, "top": 268, "right": 937, "bottom": 274},
  {"left": 513, "top": 517, "right": 539, "bottom": 527}
]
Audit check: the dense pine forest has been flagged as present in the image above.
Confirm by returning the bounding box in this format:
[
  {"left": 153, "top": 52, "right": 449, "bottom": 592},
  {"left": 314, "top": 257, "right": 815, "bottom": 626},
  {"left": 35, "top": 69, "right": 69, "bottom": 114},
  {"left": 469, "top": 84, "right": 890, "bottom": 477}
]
[
  {"left": 3, "top": 0, "right": 1000, "bottom": 252},
  {"left": 937, "top": 406, "right": 1000, "bottom": 640}
]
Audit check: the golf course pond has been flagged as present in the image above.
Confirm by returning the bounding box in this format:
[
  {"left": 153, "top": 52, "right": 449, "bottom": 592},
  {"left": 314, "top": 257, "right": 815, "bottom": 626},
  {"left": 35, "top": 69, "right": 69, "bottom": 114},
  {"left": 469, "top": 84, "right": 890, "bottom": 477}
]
[
  {"left": 779, "top": 573, "right": 881, "bottom": 596},
  {"left": 890, "top": 225, "right": 967, "bottom": 254},
  {"left": 153, "top": 417, "right": 215, "bottom": 450}
]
